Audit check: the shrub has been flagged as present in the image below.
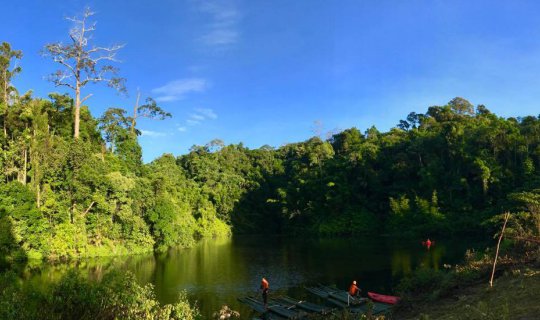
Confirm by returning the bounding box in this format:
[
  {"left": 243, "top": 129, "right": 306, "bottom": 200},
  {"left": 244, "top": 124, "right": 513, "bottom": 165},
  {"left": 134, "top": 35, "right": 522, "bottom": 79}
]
[{"left": 0, "top": 269, "right": 201, "bottom": 320}]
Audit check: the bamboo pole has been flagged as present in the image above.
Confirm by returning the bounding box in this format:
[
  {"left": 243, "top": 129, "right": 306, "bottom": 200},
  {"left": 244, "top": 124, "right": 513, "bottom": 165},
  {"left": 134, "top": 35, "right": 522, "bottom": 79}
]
[{"left": 490, "top": 212, "right": 510, "bottom": 287}]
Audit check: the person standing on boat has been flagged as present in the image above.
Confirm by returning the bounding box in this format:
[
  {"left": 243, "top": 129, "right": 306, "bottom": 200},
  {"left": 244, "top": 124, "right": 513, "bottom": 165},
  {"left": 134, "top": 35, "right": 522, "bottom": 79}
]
[
  {"left": 260, "top": 277, "right": 269, "bottom": 308},
  {"left": 349, "top": 280, "right": 360, "bottom": 297}
]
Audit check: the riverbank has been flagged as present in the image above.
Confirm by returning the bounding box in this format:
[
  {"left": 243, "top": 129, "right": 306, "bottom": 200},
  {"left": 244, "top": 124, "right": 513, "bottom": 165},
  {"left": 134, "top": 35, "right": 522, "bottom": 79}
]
[
  {"left": 395, "top": 263, "right": 540, "bottom": 319},
  {"left": 302, "top": 264, "right": 539, "bottom": 320},
  {"left": 392, "top": 245, "right": 540, "bottom": 320}
]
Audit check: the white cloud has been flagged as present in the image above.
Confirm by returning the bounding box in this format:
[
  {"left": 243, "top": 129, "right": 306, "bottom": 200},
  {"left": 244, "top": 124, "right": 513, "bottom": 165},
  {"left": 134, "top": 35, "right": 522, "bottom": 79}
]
[
  {"left": 201, "top": 29, "right": 238, "bottom": 46},
  {"left": 181, "top": 107, "right": 218, "bottom": 128},
  {"left": 195, "top": 107, "right": 218, "bottom": 119},
  {"left": 190, "top": 114, "right": 205, "bottom": 121},
  {"left": 198, "top": 0, "right": 240, "bottom": 47},
  {"left": 141, "top": 130, "right": 167, "bottom": 137},
  {"left": 152, "top": 78, "right": 207, "bottom": 102},
  {"left": 154, "top": 95, "right": 178, "bottom": 102}
]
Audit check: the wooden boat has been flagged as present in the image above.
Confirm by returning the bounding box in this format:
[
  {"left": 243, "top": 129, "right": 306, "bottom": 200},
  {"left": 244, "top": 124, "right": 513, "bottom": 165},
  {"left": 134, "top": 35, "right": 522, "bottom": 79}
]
[
  {"left": 238, "top": 296, "right": 306, "bottom": 319},
  {"left": 325, "top": 295, "right": 391, "bottom": 315},
  {"left": 305, "top": 285, "right": 393, "bottom": 315},
  {"left": 367, "top": 291, "right": 400, "bottom": 304},
  {"left": 272, "top": 296, "right": 334, "bottom": 315},
  {"left": 305, "top": 285, "right": 367, "bottom": 306},
  {"left": 238, "top": 297, "right": 267, "bottom": 313}
]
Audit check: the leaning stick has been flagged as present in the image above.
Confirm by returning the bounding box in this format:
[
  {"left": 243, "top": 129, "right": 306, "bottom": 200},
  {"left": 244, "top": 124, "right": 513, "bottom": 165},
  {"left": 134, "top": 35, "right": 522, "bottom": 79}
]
[{"left": 489, "top": 212, "right": 510, "bottom": 287}]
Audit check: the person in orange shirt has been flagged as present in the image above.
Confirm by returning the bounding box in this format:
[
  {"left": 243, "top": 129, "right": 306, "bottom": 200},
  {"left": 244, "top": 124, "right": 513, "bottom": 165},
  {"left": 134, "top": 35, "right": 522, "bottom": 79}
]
[
  {"left": 349, "top": 280, "right": 360, "bottom": 297},
  {"left": 260, "top": 277, "right": 269, "bottom": 308}
]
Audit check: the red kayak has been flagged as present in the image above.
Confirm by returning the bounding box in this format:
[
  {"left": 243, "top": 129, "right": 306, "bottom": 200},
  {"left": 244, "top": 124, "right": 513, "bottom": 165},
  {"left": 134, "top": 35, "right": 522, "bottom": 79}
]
[{"left": 368, "top": 292, "right": 400, "bottom": 304}]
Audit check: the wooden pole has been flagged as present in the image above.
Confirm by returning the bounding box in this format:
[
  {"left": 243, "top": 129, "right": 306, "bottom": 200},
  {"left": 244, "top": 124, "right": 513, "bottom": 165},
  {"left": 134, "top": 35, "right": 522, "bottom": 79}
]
[{"left": 490, "top": 212, "right": 510, "bottom": 287}]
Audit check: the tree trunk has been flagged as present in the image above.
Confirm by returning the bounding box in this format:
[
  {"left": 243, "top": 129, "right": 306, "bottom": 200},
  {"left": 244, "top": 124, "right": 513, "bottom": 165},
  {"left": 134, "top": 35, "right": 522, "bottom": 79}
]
[
  {"left": 22, "top": 147, "right": 27, "bottom": 185},
  {"left": 36, "top": 183, "right": 41, "bottom": 208},
  {"left": 74, "top": 84, "right": 81, "bottom": 139},
  {"left": 3, "top": 69, "right": 7, "bottom": 137},
  {"left": 17, "top": 148, "right": 28, "bottom": 185},
  {"left": 33, "top": 130, "right": 41, "bottom": 208},
  {"left": 70, "top": 201, "right": 75, "bottom": 224},
  {"left": 131, "top": 91, "right": 140, "bottom": 134}
]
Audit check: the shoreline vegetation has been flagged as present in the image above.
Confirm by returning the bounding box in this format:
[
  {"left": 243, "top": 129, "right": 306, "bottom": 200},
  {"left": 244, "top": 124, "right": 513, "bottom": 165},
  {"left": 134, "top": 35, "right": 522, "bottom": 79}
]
[
  {"left": 0, "top": 269, "right": 201, "bottom": 320},
  {"left": 1, "top": 7, "right": 540, "bottom": 319},
  {"left": 304, "top": 241, "right": 540, "bottom": 320}
]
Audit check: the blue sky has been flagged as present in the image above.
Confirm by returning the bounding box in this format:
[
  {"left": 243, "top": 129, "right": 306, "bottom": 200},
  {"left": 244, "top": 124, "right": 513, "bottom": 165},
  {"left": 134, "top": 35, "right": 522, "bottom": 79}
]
[{"left": 2, "top": 0, "right": 540, "bottom": 161}]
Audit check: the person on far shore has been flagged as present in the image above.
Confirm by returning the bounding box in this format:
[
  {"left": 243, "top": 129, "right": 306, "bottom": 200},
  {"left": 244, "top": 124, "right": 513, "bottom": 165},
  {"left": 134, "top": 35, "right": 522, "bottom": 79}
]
[
  {"left": 260, "top": 277, "right": 269, "bottom": 308},
  {"left": 425, "top": 238, "right": 433, "bottom": 249},
  {"left": 422, "top": 238, "right": 434, "bottom": 249}
]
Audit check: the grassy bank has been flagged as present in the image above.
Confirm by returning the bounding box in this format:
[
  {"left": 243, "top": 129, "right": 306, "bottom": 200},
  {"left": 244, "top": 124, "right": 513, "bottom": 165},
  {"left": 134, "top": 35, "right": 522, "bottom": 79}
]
[
  {"left": 389, "top": 235, "right": 540, "bottom": 320},
  {"left": 396, "top": 265, "right": 540, "bottom": 319},
  {"left": 316, "top": 254, "right": 540, "bottom": 320}
]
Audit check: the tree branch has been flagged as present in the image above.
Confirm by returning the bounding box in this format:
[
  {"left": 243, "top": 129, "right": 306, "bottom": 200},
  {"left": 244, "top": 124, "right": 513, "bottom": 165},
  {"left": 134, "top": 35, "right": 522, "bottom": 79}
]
[
  {"left": 83, "top": 201, "right": 96, "bottom": 216},
  {"left": 88, "top": 44, "right": 125, "bottom": 54},
  {"left": 51, "top": 78, "right": 76, "bottom": 90},
  {"left": 52, "top": 57, "right": 76, "bottom": 74},
  {"left": 80, "top": 93, "right": 93, "bottom": 104}
]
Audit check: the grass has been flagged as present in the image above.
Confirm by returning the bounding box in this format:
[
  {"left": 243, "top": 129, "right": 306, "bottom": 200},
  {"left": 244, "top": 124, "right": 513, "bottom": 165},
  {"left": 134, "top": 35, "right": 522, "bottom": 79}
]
[{"left": 395, "top": 266, "right": 540, "bottom": 320}]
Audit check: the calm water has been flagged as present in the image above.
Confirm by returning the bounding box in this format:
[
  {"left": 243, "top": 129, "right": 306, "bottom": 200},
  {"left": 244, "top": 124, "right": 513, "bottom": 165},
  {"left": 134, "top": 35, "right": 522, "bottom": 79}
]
[{"left": 7, "top": 236, "right": 480, "bottom": 319}]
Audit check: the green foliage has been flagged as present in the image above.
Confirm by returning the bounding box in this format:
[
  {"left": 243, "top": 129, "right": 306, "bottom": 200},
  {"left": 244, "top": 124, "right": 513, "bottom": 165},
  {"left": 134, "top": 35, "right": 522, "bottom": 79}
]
[
  {"left": 397, "top": 267, "right": 453, "bottom": 301},
  {"left": 388, "top": 192, "right": 445, "bottom": 237},
  {"left": 0, "top": 270, "right": 201, "bottom": 320},
  {"left": 148, "top": 197, "right": 196, "bottom": 250},
  {"left": 318, "top": 209, "right": 379, "bottom": 236},
  {"left": 0, "top": 182, "right": 48, "bottom": 260}
]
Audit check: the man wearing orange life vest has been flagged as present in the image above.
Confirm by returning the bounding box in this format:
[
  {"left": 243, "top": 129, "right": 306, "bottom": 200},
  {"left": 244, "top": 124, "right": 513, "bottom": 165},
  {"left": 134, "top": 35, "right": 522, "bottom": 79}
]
[
  {"left": 349, "top": 280, "right": 360, "bottom": 297},
  {"left": 260, "top": 277, "right": 269, "bottom": 308}
]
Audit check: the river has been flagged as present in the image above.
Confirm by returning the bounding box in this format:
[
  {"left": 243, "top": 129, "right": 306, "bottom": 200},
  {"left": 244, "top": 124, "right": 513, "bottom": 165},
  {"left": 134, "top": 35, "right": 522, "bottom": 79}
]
[{"left": 4, "top": 235, "right": 480, "bottom": 319}]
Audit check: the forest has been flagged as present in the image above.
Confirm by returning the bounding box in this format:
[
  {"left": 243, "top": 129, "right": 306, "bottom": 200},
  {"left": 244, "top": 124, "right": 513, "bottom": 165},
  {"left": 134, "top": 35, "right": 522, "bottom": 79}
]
[{"left": 2, "top": 33, "right": 540, "bottom": 263}]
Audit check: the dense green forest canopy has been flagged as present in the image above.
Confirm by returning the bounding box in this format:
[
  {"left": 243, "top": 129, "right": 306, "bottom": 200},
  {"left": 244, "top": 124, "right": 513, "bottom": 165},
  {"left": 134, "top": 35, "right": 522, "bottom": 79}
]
[{"left": 1, "top": 40, "right": 540, "bottom": 261}]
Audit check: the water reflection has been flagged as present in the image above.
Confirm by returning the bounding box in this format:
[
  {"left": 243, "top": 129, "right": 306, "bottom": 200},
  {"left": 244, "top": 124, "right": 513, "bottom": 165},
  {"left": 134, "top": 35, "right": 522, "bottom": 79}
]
[
  {"left": 391, "top": 242, "right": 447, "bottom": 277},
  {"left": 4, "top": 236, "right": 477, "bottom": 319},
  {"left": 391, "top": 248, "right": 412, "bottom": 276}
]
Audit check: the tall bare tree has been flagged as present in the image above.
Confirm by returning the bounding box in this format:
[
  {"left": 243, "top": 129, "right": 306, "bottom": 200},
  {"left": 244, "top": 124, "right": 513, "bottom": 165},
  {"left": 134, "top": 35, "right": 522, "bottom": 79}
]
[
  {"left": 43, "top": 7, "right": 126, "bottom": 139},
  {"left": 0, "top": 42, "right": 22, "bottom": 137}
]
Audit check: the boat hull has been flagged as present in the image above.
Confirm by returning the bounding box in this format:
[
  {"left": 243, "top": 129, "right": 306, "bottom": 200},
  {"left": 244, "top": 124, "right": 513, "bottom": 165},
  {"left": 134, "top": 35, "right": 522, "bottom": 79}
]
[{"left": 367, "top": 292, "right": 400, "bottom": 304}]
